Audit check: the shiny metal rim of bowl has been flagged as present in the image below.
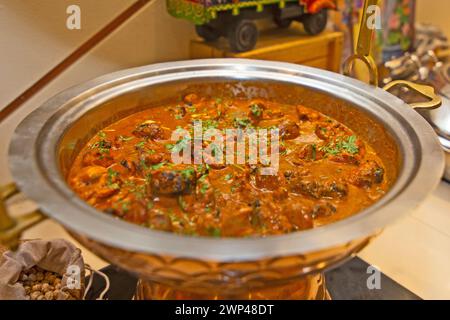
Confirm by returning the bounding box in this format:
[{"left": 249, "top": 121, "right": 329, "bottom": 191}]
[{"left": 8, "top": 59, "right": 444, "bottom": 261}]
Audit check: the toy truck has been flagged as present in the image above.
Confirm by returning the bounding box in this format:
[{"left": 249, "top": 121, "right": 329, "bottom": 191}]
[{"left": 166, "top": 0, "right": 337, "bottom": 52}]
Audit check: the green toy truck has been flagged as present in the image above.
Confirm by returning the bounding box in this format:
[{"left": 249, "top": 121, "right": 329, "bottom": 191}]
[{"left": 167, "top": 0, "right": 337, "bottom": 52}]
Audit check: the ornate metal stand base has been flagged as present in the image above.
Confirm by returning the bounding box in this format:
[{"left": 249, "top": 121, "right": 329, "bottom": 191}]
[{"left": 135, "top": 273, "right": 330, "bottom": 300}]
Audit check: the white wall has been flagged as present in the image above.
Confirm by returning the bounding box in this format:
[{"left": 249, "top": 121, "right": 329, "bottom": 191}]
[
  {"left": 0, "top": 0, "right": 134, "bottom": 108},
  {"left": 416, "top": 0, "right": 450, "bottom": 38}
]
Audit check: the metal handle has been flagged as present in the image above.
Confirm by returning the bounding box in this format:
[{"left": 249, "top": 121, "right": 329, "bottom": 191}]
[
  {"left": 383, "top": 80, "right": 442, "bottom": 110},
  {"left": 0, "top": 183, "right": 46, "bottom": 250},
  {"left": 343, "top": 0, "right": 379, "bottom": 86},
  {"left": 342, "top": 0, "right": 442, "bottom": 111}
]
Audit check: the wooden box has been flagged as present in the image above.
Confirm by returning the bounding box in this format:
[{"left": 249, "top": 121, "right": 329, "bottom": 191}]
[{"left": 190, "top": 26, "right": 344, "bottom": 72}]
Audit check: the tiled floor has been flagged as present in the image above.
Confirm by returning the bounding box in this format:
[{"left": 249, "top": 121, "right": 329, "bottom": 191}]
[{"left": 9, "top": 180, "right": 450, "bottom": 299}]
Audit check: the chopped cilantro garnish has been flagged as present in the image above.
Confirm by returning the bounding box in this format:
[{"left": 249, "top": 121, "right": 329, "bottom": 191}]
[
  {"left": 106, "top": 168, "right": 120, "bottom": 189},
  {"left": 91, "top": 139, "right": 111, "bottom": 154},
  {"left": 198, "top": 175, "right": 209, "bottom": 194},
  {"left": 135, "top": 141, "right": 146, "bottom": 149},
  {"left": 130, "top": 183, "right": 145, "bottom": 197},
  {"left": 123, "top": 180, "right": 136, "bottom": 188},
  {"left": 203, "top": 119, "right": 218, "bottom": 130},
  {"left": 168, "top": 211, "right": 184, "bottom": 226},
  {"left": 181, "top": 167, "right": 195, "bottom": 180},
  {"left": 208, "top": 227, "right": 221, "bottom": 237},
  {"left": 121, "top": 201, "right": 130, "bottom": 213},
  {"left": 108, "top": 183, "right": 120, "bottom": 190},
  {"left": 320, "top": 135, "right": 359, "bottom": 156},
  {"left": 320, "top": 144, "right": 340, "bottom": 156},
  {"left": 196, "top": 164, "right": 210, "bottom": 176},
  {"left": 178, "top": 196, "right": 188, "bottom": 212},
  {"left": 139, "top": 159, "right": 149, "bottom": 170},
  {"left": 97, "top": 131, "right": 107, "bottom": 139},
  {"left": 231, "top": 182, "right": 241, "bottom": 192},
  {"left": 233, "top": 117, "right": 252, "bottom": 128},
  {"left": 341, "top": 135, "right": 359, "bottom": 154},
  {"left": 250, "top": 104, "right": 263, "bottom": 117},
  {"left": 151, "top": 162, "right": 166, "bottom": 170}
]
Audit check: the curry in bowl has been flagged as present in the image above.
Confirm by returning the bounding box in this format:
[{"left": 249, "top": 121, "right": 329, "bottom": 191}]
[{"left": 68, "top": 93, "right": 388, "bottom": 237}]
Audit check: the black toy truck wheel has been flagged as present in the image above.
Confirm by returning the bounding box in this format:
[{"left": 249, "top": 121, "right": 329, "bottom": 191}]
[
  {"left": 302, "top": 9, "right": 328, "bottom": 35},
  {"left": 195, "top": 24, "right": 220, "bottom": 42},
  {"left": 227, "top": 19, "right": 258, "bottom": 52},
  {"left": 274, "top": 16, "right": 293, "bottom": 29}
]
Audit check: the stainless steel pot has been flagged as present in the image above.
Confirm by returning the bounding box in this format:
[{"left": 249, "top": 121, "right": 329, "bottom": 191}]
[{"left": 6, "top": 59, "right": 445, "bottom": 299}]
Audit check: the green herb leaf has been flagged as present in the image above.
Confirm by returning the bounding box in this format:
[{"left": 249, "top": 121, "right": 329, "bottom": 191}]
[
  {"left": 199, "top": 179, "right": 209, "bottom": 194},
  {"left": 178, "top": 196, "right": 188, "bottom": 212},
  {"left": 181, "top": 167, "right": 195, "bottom": 180},
  {"left": 121, "top": 201, "right": 130, "bottom": 213},
  {"left": 151, "top": 162, "right": 166, "bottom": 170},
  {"left": 203, "top": 119, "right": 218, "bottom": 130},
  {"left": 135, "top": 141, "right": 146, "bottom": 149},
  {"left": 97, "top": 131, "right": 107, "bottom": 139},
  {"left": 250, "top": 104, "right": 262, "bottom": 117},
  {"left": 233, "top": 117, "right": 252, "bottom": 128},
  {"left": 341, "top": 135, "right": 359, "bottom": 154},
  {"left": 106, "top": 168, "right": 120, "bottom": 189},
  {"left": 208, "top": 227, "right": 221, "bottom": 237},
  {"left": 319, "top": 135, "right": 359, "bottom": 156},
  {"left": 91, "top": 139, "right": 111, "bottom": 154}
]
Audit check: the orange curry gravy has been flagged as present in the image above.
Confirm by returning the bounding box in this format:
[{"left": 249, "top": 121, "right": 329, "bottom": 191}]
[{"left": 68, "top": 94, "right": 389, "bottom": 237}]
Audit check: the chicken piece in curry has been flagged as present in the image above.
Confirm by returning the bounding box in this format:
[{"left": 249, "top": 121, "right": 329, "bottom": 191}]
[{"left": 68, "top": 94, "right": 389, "bottom": 237}]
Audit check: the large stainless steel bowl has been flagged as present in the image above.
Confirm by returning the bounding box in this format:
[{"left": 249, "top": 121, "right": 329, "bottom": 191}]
[{"left": 8, "top": 59, "right": 445, "bottom": 299}]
